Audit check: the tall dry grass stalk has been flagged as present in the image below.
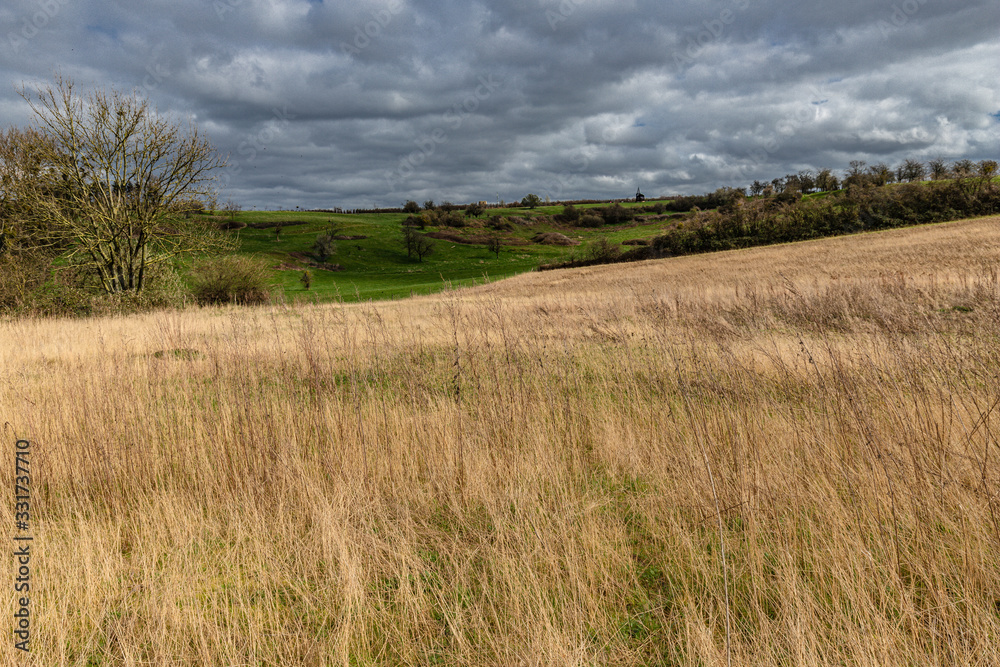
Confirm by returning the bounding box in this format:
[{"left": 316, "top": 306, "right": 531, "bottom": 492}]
[{"left": 2, "top": 216, "right": 1000, "bottom": 665}]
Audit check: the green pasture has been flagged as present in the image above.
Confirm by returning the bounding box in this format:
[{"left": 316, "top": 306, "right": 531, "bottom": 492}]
[{"left": 213, "top": 204, "right": 683, "bottom": 303}]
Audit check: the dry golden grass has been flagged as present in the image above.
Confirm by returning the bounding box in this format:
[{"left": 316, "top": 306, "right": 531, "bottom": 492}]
[{"left": 3, "top": 216, "right": 1000, "bottom": 665}]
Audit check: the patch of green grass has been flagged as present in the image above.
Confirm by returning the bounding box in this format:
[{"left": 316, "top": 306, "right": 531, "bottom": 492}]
[{"left": 197, "top": 206, "right": 683, "bottom": 303}]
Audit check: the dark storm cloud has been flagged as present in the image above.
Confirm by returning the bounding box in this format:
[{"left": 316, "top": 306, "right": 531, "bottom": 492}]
[{"left": 1, "top": 0, "right": 998, "bottom": 208}]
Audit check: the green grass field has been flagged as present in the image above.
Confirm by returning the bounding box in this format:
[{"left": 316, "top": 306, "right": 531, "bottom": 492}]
[{"left": 217, "top": 202, "right": 682, "bottom": 302}]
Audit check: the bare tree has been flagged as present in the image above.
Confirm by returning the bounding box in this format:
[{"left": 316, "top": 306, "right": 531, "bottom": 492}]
[
  {"left": 815, "top": 168, "right": 840, "bottom": 192},
  {"left": 867, "top": 162, "right": 893, "bottom": 186},
  {"left": 12, "top": 75, "right": 228, "bottom": 294},
  {"left": 486, "top": 234, "right": 503, "bottom": 259},
  {"left": 401, "top": 225, "right": 434, "bottom": 262},
  {"left": 952, "top": 159, "right": 975, "bottom": 178},
  {"left": 222, "top": 199, "right": 242, "bottom": 220},
  {"left": 898, "top": 158, "right": 926, "bottom": 183},
  {"left": 927, "top": 157, "right": 950, "bottom": 181}
]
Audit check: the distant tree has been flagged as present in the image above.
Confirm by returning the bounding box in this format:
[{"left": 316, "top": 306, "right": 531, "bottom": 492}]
[
  {"left": 312, "top": 228, "right": 338, "bottom": 262},
  {"left": 928, "top": 158, "right": 950, "bottom": 181},
  {"left": 815, "top": 168, "right": 840, "bottom": 192},
  {"left": 465, "top": 202, "right": 485, "bottom": 218},
  {"left": 845, "top": 160, "right": 867, "bottom": 179},
  {"left": 403, "top": 200, "right": 420, "bottom": 213},
  {"left": 797, "top": 170, "right": 816, "bottom": 194},
  {"left": 952, "top": 159, "right": 975, "bottom": 178},
  {"left": 782, "top": 174, "right": 802, "bottom": 194},
  {"left": 423, "top": 200, "right": 436, "bottom": 211},
  {"left": 976, "top": 159, "right": 999, "bottom": 192},
  {"left": 299, "top": 269, "right": 312, "bottom": 290},
  {"left": 749, "top": 180, "right": 767, "bottom": 197},
  {"left": 521, "top": 193, "right": 541, "bottom": 209},
  {"left": 844, "top": 161, "right": 868, "bottom": 188},
  {"left": 440, "top": 201, "right": 456, "bottom": 212},
  {"left": 867, "top": 162, "right": 893, "bottom": 186},
  {"left": 401, "top": 225, "right": 434, "bottom": 261},
  {"left": 486, "top": 234, "right": 503, "bottom": 259},
  {"left": 412, "top": 233, "right": 434, "bottom": 262},
  {"left": 899, "top": 158, "right": 926, "bottom": 183},
  {"left": 223, "top": 199, "right": 242, "bottom": 220}
]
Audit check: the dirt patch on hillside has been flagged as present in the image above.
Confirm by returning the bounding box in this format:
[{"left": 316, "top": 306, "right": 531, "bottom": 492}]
[
  {"left": 532, "top": 232, "right": 580, "bottom": 246},
  {"left": 427, "top": 231, "right": 529, "bottom": 246},
  {"left": 247, "top": 220, "right": 310, "bottom": 230},
  {"left": 279, "top": 252, "right": 344, "bottom": 272}
]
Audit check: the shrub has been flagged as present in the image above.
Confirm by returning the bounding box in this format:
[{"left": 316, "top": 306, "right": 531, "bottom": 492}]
[
  {"left": 313, "top": 230, "right": 338, "bottom": 262},
  {"left": 403, "top": 200, "right": 420, "bottom": 213},
  {"left": 189, "top": 256, "right": 273, "bottom": 306},
  {"left": 521, "top": 194, "right": 541, "bottom": 209},
  {"left": 587, "top": 237, "right": 621, "bottom": 262},
  {"left": 579, "top": 214, "right": 604, "bottom": 228},
  {"left": 486, "top": 234, "right": 503, "bottom": 258},
  {"left": 599, "top": 204, "right": 634, "bottom": 225},
  {"left": 559, "top": 204, "right": 581, "bottom": 223},
  {"left": 465, "top": 203, "right": 485, "bottom": 218}
]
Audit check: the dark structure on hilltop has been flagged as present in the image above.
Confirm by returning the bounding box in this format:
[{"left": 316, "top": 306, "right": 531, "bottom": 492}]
[{"left": 634, "top": 188, "right": 645, "bottom": 203}]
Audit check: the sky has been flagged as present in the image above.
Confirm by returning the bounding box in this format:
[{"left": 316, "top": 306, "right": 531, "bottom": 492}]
[{"left": 1, "top": 0, "right": 998, "bottom": 210}]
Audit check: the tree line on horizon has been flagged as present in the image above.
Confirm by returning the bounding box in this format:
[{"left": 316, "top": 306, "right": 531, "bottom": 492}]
[{"left": 541, "top": 157, "right": 1000, "bottom": 271}]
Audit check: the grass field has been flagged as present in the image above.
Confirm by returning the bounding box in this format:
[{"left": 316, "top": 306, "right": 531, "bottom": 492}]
[
  {"left": 3, "top": 215, "right": 1000, "bottom": 665},
  {"left": 211, "top": 202, "right": 681, "bottom": 303}
]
